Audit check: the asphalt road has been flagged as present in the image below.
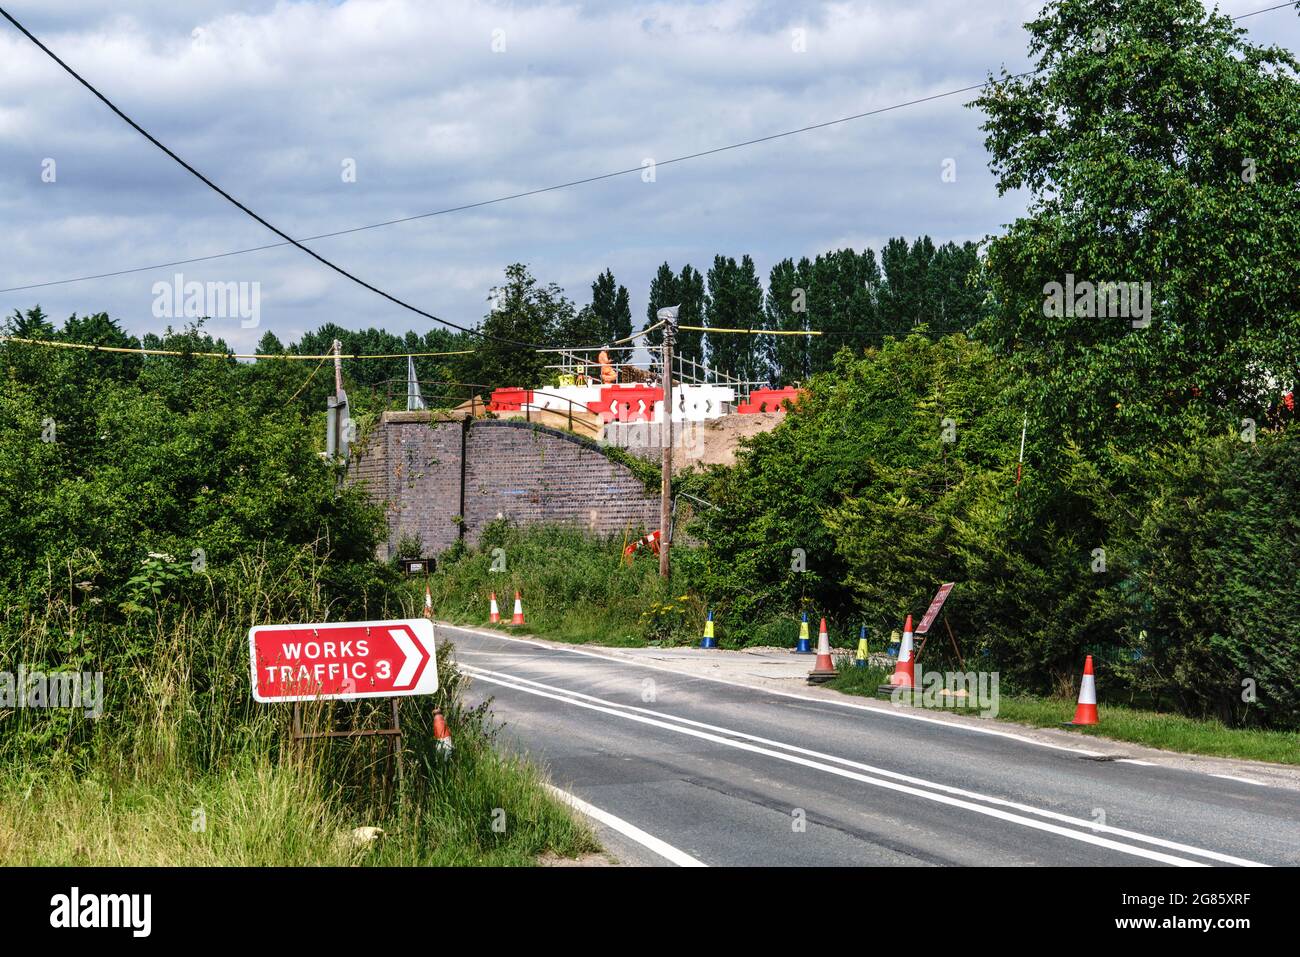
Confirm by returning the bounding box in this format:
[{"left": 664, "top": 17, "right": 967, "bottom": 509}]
[{"left": 446, "top": 623, "right": 1300, "bottom": 867}]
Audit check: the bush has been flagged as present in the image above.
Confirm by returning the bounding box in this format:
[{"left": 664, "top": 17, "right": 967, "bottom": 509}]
[{"left": 1104, "top": 430, "right": 1300, "bottom": 728}]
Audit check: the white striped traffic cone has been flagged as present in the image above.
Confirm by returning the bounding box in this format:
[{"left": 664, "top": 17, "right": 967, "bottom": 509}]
[
  {"left": 423, "top": 582, "right": 433, "bottom": 619},
  {"left": 1065, "top": 656, "right": 1099, "bottom": 726},
  {"left": 809, "top": 617, "right": 836, "bottom": 682},
  {"left": 512, "top": 591, "right": 525, "bottom": 626},
  {"left": 889, "top": 615, "right": 916, "bottom": 688},
  {"left": 489, "top": 592, "right": 501, "bottom": 623}
]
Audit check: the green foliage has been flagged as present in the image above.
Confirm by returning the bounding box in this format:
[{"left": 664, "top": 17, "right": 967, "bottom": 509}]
[
  {"left": 586, "top": 268, "right": 633, "bottom": 344},
  {"left": 120, "top": 552, "right": 190, "bottom": 616},
  {"left": 704, "top": 254, "right": 766, "bottom": 382},
  {"left": 638, "top": 595, "right": 704, "bottom": 646},
  {"left": 645, "top": 261, "right": 707, "bottom": 364},
  {"left": 0, "top": 319, "right": 385, "bottom": 616},
  {"left": 426, "top": 522, "right": 691, "bottom": 646},
  {"left": 692, "top": 331, "right": 1300, "bottom": 728},
  {"left": 1106, "top": 431, "right": 1300, "bottom": 728},
  {"left": 693, "top": 334, "right": 1018, "bottom": 636},
  {"left": 0, "top": 315, "right": 596, "bottom": 864},
  {"left": 466, "top": 263, "right": 577, "bottom": 388},
  {"left": 972, "top": 0, "right": 1300, "bottom": 459},
  {"left": 763, "top": 240, "right": 987, "bottom": 387}
]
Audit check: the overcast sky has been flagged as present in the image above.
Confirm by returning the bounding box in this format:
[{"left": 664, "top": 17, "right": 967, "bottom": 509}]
[{"left": 2, "top": 0, "right": 1296, "bottom": 351}]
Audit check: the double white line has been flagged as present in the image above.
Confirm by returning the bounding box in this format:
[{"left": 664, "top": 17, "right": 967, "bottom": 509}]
[{"left": 463, "top": 663, "right": 1266, "bottom": 868}]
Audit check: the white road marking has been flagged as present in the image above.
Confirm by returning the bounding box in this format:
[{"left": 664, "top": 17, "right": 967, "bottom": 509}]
[
  {"left": 465, "top": 665, "right": 1266, "bottom": 867},
  {"left": 1211, "top": 774, "right": 1267, "bottom": 786},
  {"left": 544, "top": 785, "right": 707, "bottom": 867},
  {"left": 449, "top": 625, "right": 1292, "bottom": 793},
  {"left": 469, "top": 669, "right": 1237, "bottom": 867},
  {"left": 447, "top": 625, "right": 1105, "bottom": 756}
]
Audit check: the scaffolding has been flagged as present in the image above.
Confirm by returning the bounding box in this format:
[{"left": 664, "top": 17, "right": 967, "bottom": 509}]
[{"left": 538, "top": 344, "right": 769, "bottom": 398}]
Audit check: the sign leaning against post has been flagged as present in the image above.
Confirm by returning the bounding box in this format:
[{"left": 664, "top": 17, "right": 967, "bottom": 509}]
[
  {"left": 248, "top": 618, "right": 440, "bottom": 799},
  {"left": 913, "top": 583, "right": 964, "bottom": 670}
]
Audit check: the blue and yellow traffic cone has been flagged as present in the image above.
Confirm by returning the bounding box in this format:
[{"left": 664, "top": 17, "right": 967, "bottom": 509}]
[
  {"left": 855, "top": 625, "right": 869, "bottom": 668},
  {"left": 700, "top": 610, "right": 718, "bottom": 648},
  {"left": 795, "top": 612, "right": 812, "bottom": 653}
]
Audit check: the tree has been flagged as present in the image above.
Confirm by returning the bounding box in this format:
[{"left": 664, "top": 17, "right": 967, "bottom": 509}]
[
  {"left": 587, "top": 269, "right": 633, "bottom": 345},
  {"left": 764, "top": 258, "right": 810, "bottom": 385},
  {"left": 704, "top": 254, "right": 765, "bottom": 383},
  {"left": 643, "top": 262, "right": 678, "bottom": 352},
  {"left": 466, "top": 263, "right": 575, "bottom": 388},
  {"left": 971, "top": 0, "right": 1300, "bottom": 460},
  {"left": 644, "top": 261, "right": 706, "bottom": 371},
  {"left": 554, "top": 305, "right": 605, "bottom": 349},
  {"left": 256, "top": 331, "right": 285, "bottom": 355},
  {"left": 675, "top": 264, "right": 706, "bottom": 367},
  {"left": 805, "top": 248, "right": 881, "bottom": 374},
  {"left": 929, "top": 241, "right": 986, "bottom": 334},
  {"left": 4, "top": 305, "right": 54, "bottom": 339}
]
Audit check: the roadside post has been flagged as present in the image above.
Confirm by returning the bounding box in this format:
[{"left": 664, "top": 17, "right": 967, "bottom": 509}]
[{"left": 657, "top": 305, "right": 680, "bottom": 581}]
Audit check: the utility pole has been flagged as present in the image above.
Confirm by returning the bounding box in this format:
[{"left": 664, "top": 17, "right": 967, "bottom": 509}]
[
  {"left": 327, "top": 338, "right": 351, "bottom": 464},
  {"left": 657, "top": 306, "right": 679, "bottom": 579}
]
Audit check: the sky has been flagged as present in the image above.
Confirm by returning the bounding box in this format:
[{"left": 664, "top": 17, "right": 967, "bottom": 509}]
[{"left": 1, "top": 0, "right": 1297, "bottom": 352}]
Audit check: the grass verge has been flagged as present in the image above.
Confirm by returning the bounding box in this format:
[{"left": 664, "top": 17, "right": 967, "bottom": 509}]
[
  {"left": 825, "top": 660, "right": 1300, "bottom": 765},
  {"left": 426, "top": 522, "right": 702, "bottom": 646},
  {"left": 0, "top": 552, "right": 598, "bottom": 866}
]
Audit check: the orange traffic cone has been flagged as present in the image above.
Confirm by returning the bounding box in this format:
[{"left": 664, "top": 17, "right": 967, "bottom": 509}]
[
  {"left": 423, "top": 582, "right": 433, "bottom": 619},
  {"left": 808, "top": 617, "right": 837, "bottom": 683},
  {"left": 433, "top": 707, "right": 453, "bottom": 754},
  {"left": 1065, "top": 656, "right": 1099, "bottom": 726},
  {"left": 889, "top": 615, "right": 916, "bottom": 688},
  {"left": 512, "top": 591, "right": 525, "bottom": 625},
  {"left": 489, "top": 592, "right": 501, "bottom": 623}
]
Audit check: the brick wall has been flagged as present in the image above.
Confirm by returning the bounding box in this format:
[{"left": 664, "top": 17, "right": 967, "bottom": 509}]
[{"left": 348, "top": 413, "right": 661, "bottom": 558}]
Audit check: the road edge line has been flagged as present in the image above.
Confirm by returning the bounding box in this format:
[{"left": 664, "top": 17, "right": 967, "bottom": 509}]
[{"left": 544, "top": 784, "right": 707, "bottom": 868}]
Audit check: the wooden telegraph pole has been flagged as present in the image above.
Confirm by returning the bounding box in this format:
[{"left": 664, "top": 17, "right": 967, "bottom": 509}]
[{"left": 658, "top": 307, "right": 678, "bottom": 579}]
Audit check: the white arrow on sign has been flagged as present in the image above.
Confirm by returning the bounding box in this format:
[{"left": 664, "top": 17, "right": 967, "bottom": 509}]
[{"left": 391, "top": 628, "right": 421, "bottom": 688}]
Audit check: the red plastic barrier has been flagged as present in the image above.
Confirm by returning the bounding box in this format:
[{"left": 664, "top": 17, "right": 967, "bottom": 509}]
[
  {"left": 738, "top": 387, "right": 803, "bottom": 414},
  {"left": 587, "top": 385, "right": 663, "bottom": 423},
  {"left": 488, "top": 387, "right": 533, "bottom": 411}
]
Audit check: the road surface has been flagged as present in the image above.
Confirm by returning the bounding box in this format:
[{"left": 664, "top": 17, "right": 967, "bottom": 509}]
[{"left": 445, "top": 623, "right": 1300, "bottom": 867}]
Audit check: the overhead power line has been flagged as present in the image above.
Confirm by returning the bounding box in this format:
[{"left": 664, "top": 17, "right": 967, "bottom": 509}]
[
  {"left": 0, "top": 335, "right": 475, "bottom": 360},
  {"left": 0, "top": 72, "right": 1031, "bottom": 296},
  {"left": 0, "top": 5, "right": 547, "bottom": 352}
]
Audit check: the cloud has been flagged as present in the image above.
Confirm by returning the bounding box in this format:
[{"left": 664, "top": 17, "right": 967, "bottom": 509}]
[{"left": 1, "top": 0, "right": 1295, "bottom": 352}]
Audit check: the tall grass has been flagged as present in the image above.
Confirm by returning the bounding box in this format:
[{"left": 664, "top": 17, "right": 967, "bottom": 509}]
[
  {"left": 0, "top": 545, "right": 597, "bottom": 865},
  {"left": 428, "top": 522, "right": 701, "bottom": 645}
]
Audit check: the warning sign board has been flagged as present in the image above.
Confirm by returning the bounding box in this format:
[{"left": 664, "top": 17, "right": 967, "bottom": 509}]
[
  {"left": 249, "top": 618, "right": 438, "bottom": 703},
  {"left": 914, "top": 583, "right": 955, "bottom": 636}
]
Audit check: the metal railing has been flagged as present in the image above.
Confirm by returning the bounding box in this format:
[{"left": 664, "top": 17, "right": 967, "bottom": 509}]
[{"left": 365, "top": 379, "right": 595, "bottom": 434}]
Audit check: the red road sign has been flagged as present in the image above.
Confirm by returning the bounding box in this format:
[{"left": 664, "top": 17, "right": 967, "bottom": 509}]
[
  {"left": 915, "top": 583, "right": 955, "bottom": 636},
  {"left": 249, "top": 618, "right": 438, "bottom": 703}
]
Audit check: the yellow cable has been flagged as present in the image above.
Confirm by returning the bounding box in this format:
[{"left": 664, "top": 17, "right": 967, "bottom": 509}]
[
  {"left": 677, "top": 325, "right": 822, "bottom": 335},
  {"left": 0, "top": 335, "right": 475, "bottom": 360}
]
